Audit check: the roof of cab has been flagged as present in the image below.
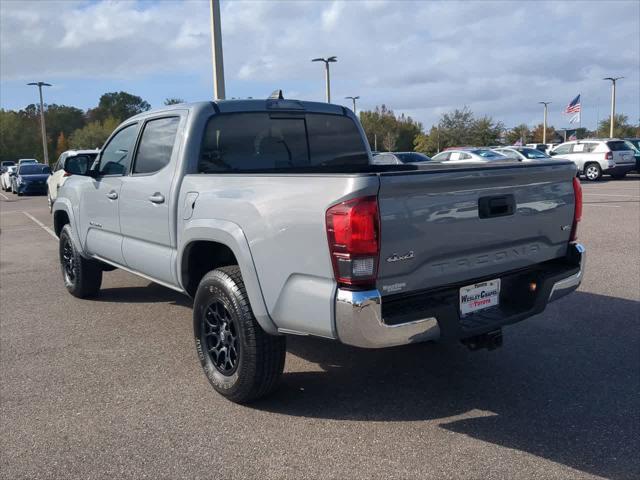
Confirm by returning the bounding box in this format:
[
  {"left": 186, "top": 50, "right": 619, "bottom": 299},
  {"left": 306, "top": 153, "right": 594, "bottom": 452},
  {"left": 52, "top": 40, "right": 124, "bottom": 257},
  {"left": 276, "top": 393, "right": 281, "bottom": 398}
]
[{"left": 127, "top": 98, "right": 347, "bottom": 122}]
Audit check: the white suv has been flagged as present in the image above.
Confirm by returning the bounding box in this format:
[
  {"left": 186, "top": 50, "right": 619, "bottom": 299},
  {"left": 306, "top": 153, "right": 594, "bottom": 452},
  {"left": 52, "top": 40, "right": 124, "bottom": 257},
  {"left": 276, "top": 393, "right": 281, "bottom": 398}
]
[
  {"left": 550, "top": 139, "right": 635, "bottom": 181},
  {"left": 47, "top": 149, "right": 99, "bottom": 211}
]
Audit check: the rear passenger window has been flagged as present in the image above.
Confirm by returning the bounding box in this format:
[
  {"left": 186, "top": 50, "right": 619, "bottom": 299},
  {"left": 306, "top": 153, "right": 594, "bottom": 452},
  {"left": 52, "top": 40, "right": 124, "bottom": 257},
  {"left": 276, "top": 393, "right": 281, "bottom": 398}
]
[
  {"left": 553, "top": 144, "right": 571, "bottom": 154},
  {"left": 582, "top": 143, "right": 598, "bottom": 153},
  {"left": 133, "top": 117, "right": 180, "bottom": 174}
]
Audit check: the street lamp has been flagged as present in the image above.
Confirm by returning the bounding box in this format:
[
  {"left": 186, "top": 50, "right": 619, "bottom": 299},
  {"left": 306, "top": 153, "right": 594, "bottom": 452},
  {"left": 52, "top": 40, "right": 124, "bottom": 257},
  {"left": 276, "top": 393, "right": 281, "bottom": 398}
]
[
  {"left": 209, "top": 0, "right": 226, "bottom": 100},
  {"left": 311, "top": 56, "right": 337, "bottom": 103},
  {"left": 345, "top": 96, "right": 359, "bottom": 115},
  {"left": 538, "top": 101, "right": 551, "bottom": 144},
  {"left": 603, "top": 76, "right": 623, "bottom": 138},
  {"left": 27, "top": 81, "right": 52, "bottom": 165}
]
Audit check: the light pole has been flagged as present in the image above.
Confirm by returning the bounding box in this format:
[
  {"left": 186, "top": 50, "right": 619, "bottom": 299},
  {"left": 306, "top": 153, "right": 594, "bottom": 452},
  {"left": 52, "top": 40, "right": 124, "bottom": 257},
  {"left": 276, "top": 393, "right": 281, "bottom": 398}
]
[
  {"left": 27, "top": 82, "right": 51, "bottom": 165},
  {"left": 603, "top": 77, "right": 623, "bottom": 138},
  {"left": 538, "top": 101, "right": 551, "bottom": 144},
  {"left": 311, "top": 56, "right": 337, "bottom": 103},
  {"left": 345, "top": 96, "right": 359, "bottom": 115},
  {"left": 209, "top": 0, "right": 226, "bottom": 100}
]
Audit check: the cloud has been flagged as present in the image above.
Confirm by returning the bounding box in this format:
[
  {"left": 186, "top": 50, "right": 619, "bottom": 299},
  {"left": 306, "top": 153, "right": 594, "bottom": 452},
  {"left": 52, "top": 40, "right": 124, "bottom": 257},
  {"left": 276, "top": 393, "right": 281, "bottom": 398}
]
[{"left": 1, "top": 0, "right": 638, "bottom": 129}]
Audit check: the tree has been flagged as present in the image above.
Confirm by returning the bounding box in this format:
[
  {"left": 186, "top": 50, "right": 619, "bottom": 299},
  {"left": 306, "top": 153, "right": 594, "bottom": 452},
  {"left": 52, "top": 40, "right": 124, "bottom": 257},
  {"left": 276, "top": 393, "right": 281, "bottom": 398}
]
[
  {"left": 55, "top": 132, "right": 69, "bottom": 159},
  {"left": 531, "top": 123, "right": 557, "bottom": 143},
  {"left": 505, "top": 124, "right": 531, "bottom": 145},
  {"left": 164, "top": 98, "right": 185, "bottom": 105},
  {"left": 69, "top": 117, "right": 120, "bottom": 150},
  {"left": 88, "top": 91, "right": 151, "bottom": 123},
  {"left": 413, "top": 126, "right": 441, "bottom": 156},
  {"left": 42, "top": 104, "right": 86, "bottom": 163},
  {"left": 597, "top": 114, "right": 637, "bottom": 138},
  {"left": 470, "top": 116, "right": 504, "bottom": 146},
  {"left": 359, "top": 105, "right": 422, "bottom": 151},
  {"left": 0, "top": 109, "right": 42, "bottom": 163}
]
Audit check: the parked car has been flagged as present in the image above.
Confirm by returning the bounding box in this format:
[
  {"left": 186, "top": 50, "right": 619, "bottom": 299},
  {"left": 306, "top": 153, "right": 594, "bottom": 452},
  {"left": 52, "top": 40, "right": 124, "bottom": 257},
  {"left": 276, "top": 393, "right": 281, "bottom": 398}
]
[
  {"left": 623, "top": 138, "right": 640, "bottom": 172},
  {"left": 432, "top": 148, "right": 508, "bottom": 163},
  {"left": 550, "top": 139, "right": 636, "bottom": 181},
  {"left": 11, "top": 163, "right": 51, "bottom": 196},
  {"left": 372, "top": 152, "right": 432, "bottom": 165},
  {"left": 53, "top": 99, "right": 585, "bottom": 403},
  {"left": 17, "top": 158, "right": 38, "bottom": 166},
  {"left": 1, "top": 165, "right": 17, "bottom": 191},
  {"left": 1, "top": 160, "right": 16, "bottom": 172},
  {"left": 47, "top": 149, "right": 99, "bottom": 211},
  {"left": 493, "top": 147, "right": 554, "bottom": 162},
  {"left": 526, "top": 143, "right": 552, "bottom": 153}
]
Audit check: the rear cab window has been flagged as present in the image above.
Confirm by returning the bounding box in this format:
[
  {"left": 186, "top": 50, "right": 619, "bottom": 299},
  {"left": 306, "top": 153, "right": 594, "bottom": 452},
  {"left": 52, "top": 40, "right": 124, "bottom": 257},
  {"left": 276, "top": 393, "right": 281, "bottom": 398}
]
[{"left": 199, "top": 112, "right": 368, "bottom": 173}]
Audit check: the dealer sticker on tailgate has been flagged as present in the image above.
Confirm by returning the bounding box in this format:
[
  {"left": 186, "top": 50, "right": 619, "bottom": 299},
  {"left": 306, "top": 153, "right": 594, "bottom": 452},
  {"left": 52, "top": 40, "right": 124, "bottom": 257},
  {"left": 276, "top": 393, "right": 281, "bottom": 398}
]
[{"left": 459, "top": 279, "right": 501, "bottom": 316}]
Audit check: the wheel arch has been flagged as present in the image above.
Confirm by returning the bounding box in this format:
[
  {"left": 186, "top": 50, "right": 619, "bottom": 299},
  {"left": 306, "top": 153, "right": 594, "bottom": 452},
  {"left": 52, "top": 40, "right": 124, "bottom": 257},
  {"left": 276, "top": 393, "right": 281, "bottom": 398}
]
[{"left": 178, "top": 220, "right": 277, "bottom": 335}]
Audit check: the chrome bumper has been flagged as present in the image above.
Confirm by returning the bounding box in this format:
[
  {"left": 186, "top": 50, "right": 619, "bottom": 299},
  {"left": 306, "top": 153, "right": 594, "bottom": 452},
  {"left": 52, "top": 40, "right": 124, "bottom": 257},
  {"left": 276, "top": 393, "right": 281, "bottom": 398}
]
[
  {"left": 335, "top": 289, "right": 440, "bottom": 349},
  {"left": 548, "top": 243, "right": 586, "bottom": 303},
  {"left": 335, "top": 243, "right": 585, "bottom": 349}
]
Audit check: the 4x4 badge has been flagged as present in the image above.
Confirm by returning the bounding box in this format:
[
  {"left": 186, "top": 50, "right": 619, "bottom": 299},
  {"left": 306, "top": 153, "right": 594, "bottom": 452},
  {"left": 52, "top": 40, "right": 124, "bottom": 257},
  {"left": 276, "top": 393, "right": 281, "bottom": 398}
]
[{"left": 386, "top": 251, "right": 415, "bottom": 263}]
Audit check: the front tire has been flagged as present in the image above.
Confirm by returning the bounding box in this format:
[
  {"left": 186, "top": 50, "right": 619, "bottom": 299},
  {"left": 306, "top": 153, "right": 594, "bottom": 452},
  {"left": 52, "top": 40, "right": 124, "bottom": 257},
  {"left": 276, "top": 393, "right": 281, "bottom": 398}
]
[
  {"left": 583, "top": 162, "right": 602, "bottom": 181},
  {"left": 193, "top": 266, "right": 286, "bottom": 403},
  {"left": 59, "top": 224, "right": 102, "bottom": 298}
]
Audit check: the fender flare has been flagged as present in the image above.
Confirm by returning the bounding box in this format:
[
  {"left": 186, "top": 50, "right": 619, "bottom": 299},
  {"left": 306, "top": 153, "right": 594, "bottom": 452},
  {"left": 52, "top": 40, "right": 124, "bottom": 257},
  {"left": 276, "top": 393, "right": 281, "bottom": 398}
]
[
  {"left": 178, "top": 219, "right": 278, "bottom": 335},
  {"left": 52, "top": 199, "right": 85, "bottom": 255}
]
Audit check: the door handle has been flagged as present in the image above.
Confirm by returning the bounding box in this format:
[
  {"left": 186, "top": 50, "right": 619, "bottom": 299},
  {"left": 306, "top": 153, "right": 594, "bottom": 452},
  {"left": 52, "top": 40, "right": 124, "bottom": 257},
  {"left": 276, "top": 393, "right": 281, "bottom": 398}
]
[
  {"left": 149, "top": 193, "right": 165, "bottom": 204},
  {"left": 106, "top": 190, "right": 118, "bottom": 200}
]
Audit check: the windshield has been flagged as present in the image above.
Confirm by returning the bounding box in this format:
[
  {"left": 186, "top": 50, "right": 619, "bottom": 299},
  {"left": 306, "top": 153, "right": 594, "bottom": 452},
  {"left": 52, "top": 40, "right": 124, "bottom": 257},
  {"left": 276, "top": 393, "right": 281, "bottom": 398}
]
[
  {"left": 624, "top": 140, "right": 639, "bottom": 152},
  {"left": 519, "top": 148, "right": 550, "bottom": 159},
  {"left": 200, "top": 112, "right": 368, "bottom": 172},
  {"left": 395, "top": 152, "right": 432, "bottom": 163},
  {"left": 471, "top": 149, "right": 505, "bottom": 158},
  {"left": 19, "top": 164, "right": 50, "bottom": 175}
]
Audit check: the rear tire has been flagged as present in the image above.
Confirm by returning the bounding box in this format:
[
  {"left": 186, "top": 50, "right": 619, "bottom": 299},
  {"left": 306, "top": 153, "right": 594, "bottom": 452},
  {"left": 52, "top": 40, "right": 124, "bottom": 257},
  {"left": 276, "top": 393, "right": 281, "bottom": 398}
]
[
  {"left": 583, "top": 163, "right": 602, "bottom": 181},
  {"left": 193, "top": 265, "right": 286, "bottom": 403},
  {"left": 59, "top": 224, "right": 102, "bottom": 298}
]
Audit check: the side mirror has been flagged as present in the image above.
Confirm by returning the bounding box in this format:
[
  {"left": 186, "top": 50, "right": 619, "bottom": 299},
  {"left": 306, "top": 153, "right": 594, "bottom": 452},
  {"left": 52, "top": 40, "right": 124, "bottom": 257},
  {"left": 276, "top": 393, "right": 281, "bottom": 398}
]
[
  {"left": 549, "top": 151, "right": 557, "bottom": 156},
  {"left": 64, "top": 155, "right": 94, "bottom": 176}
]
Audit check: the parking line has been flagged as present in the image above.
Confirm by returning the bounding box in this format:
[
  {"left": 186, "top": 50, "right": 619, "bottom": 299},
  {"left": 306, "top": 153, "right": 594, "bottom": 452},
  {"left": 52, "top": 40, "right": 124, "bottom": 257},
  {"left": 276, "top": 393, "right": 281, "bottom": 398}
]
[
  {"left": 23, "top": 211, "right": 57, "bottom": 240},
  {"left": 0, "top": 191, "right": 9, "bottom": 200},
  {"left": 583, "top": 193, "right": 640, "bottom": 199},
  {"left": 584, "top": 204, "right": 621, "bottom": 208}
]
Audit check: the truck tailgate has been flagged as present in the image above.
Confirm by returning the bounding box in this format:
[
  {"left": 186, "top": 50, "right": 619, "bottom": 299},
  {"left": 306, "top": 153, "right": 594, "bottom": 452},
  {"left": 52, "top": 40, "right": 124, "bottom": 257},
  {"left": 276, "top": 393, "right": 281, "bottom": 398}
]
[{"left": 376, "top": 162, "right": 577, "bottom": 296}]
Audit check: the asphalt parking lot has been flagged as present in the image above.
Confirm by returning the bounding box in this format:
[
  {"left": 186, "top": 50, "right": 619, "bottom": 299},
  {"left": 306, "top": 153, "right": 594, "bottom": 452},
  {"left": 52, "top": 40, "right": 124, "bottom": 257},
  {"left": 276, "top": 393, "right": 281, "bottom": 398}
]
[{"left": 1, "top": 177, "right": 639, "bottom": 480}]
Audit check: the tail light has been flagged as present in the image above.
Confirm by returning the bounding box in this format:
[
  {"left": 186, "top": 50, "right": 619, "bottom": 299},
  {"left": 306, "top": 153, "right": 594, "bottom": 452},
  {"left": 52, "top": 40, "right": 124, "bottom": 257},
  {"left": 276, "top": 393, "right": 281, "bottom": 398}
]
[
  {"left": 570, "top": 177, "right": 582, "bottom": 242},
  {"left": 326, "top": 196, "right": 380, "bottom": 289},
  {"left": 605, "top": 151, "right": 613, "bottom": 160},
  {"left": 63, "top": 172, "right": 72, "bottom": 177}
]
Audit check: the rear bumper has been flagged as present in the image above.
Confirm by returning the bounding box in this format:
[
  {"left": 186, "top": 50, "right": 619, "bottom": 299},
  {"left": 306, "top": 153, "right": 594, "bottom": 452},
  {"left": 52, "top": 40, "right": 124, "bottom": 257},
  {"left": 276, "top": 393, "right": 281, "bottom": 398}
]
[{"left": 335, "top": 243, "right": 585, "bottom": 348}]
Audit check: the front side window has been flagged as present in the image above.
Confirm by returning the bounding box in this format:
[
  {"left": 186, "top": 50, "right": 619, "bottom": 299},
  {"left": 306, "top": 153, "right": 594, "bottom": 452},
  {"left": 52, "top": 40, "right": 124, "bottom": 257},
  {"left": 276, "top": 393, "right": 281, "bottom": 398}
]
[
  {"left": 98, "top": 124, "right": 138, "bottom": 176},
  {"left": 432, "top": 152, "right": 450, "bottom": 161},
  {"left": 199, "top": 113, "right": 367, "bottom": 172},
  {"left": 133, "top": 117, "right": 180, "bottom": 174}
]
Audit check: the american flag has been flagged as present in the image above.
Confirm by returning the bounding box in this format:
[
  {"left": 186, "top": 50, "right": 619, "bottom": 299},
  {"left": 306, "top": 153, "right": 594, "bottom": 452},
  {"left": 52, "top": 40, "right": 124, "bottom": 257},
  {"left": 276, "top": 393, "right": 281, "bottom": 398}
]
[
  {"left": 564, "top": 94, "right": 581, "bottom": 124},
  {"left": 569, "top": 132, "right": 577, "bottom": 141}
]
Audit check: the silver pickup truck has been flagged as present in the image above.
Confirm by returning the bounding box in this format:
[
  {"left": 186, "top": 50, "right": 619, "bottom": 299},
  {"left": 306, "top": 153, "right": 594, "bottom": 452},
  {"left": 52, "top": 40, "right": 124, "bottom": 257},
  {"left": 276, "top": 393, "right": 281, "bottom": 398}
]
[{"left": 53, "top": 99, "right": 585, "bottom": 403}]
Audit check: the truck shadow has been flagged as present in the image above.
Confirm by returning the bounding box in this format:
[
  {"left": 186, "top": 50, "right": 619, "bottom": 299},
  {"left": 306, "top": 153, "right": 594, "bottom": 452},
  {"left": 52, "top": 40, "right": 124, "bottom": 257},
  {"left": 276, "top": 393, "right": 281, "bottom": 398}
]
[{"left": 255, "top": 291, "right": 640, "bottom": 480}]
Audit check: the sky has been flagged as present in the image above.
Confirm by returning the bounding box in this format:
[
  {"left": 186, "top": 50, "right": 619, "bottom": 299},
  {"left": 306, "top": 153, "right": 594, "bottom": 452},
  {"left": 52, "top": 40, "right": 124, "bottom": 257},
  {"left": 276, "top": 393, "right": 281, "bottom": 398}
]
[{"left": 1, "top": 0, "right": 639, "bottom": 131}]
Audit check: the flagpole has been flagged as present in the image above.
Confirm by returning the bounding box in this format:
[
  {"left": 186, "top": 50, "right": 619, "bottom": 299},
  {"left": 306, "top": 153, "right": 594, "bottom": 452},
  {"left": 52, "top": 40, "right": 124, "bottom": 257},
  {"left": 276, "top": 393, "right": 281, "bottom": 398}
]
[{"left": 579, "top": 93, "right": 582, "bottom": 139}]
